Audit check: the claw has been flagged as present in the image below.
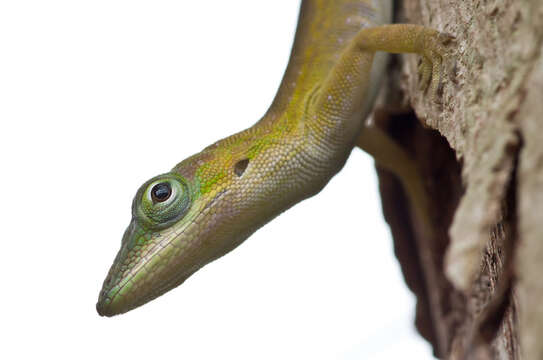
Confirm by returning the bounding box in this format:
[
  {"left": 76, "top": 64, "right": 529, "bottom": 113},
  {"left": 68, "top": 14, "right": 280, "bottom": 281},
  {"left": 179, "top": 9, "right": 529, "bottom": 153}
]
[
  {"left": 418, "top": 57, "right": 433, "bottom": 92},
  {"left": 419, "top": 31, "right": 455, "bottom": 102}
]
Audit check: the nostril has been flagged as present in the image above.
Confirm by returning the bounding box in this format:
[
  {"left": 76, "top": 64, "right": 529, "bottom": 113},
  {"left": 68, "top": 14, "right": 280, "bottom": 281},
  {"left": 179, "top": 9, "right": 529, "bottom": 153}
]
[{"left": 96, "top": 296, "right": 114, "bottom": 317}]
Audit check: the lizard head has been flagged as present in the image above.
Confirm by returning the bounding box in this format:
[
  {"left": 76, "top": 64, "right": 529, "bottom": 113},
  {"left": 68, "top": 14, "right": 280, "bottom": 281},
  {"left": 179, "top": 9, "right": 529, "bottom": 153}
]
[
  {"left": 96, "top": 122, "right": 322, "bottom": 317},
  {"left": 96, "top": 142, "right": 271, "bottom": 317}
]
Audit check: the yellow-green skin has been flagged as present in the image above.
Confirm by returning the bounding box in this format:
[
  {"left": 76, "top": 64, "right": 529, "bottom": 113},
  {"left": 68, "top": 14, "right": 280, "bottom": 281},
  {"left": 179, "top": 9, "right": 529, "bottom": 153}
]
[{"left": 97, "top": 0, "right": 449, "bottom": 316}]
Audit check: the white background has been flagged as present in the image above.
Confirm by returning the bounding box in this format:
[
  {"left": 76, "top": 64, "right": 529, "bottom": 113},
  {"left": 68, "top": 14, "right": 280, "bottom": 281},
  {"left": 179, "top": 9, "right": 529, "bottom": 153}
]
[{"left": 1, "top": 1, "right": 435, "bottom": 359}]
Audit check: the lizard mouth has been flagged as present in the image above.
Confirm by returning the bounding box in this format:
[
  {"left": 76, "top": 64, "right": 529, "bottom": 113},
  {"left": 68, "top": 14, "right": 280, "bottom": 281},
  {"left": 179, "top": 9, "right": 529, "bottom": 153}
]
[
  {"left": 95, "top": 219, "right": 169, "bottom": 317},
  {"left": 97, "top": 189, "right": 231, "bottom": 317},
  {"left": 96, "top": 267, "right": 197, "bottom": 317},
  {"left": 96, "top": 274, "right": 134, "bottom": 317},
  {"left": 96, "top": 286, "right": 156, "bottom": 317}
]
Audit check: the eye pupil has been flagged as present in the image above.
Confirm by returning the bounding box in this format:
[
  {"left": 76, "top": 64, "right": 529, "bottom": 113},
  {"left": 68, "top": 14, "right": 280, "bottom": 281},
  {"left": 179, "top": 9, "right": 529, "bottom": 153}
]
[{"left": 151, "top": 182, "right": 172, "bottom": 203}]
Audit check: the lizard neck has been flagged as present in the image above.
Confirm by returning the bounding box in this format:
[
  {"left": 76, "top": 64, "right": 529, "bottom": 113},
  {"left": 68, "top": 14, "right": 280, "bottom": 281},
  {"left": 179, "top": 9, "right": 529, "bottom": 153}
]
[
  {"left": 250, "top": 0, "right": 391, "bottom": 172},
  {"left": 183, "top": 0, "right": 394, "bottom": 208},
  {"left": 264, "top": 0, "right": 391, "bottom": 119},
  {"left": 192, "top": 0, "right": 393, "bottom": 203}
]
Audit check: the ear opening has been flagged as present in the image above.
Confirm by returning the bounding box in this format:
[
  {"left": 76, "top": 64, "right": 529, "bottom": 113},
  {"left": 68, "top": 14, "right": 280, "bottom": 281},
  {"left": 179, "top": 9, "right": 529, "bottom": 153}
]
[{"left": 234, "top": 159, "right": 249, "bottom": 177}]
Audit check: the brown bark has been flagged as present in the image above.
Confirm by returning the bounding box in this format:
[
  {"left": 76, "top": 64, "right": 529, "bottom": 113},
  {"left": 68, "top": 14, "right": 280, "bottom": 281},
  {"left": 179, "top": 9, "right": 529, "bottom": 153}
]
[{"left": 376, "top": 0, "right": 543, "bottom": 359}]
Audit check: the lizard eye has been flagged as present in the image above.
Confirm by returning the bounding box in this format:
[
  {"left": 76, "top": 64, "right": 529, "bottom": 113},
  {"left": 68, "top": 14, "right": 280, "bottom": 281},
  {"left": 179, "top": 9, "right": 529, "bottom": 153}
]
[
  {"left": 151, "top": 182, "right": 172, "bottom": 203},
  {"left": 134, "top": 173, "right": 192, "bottom": 229}
]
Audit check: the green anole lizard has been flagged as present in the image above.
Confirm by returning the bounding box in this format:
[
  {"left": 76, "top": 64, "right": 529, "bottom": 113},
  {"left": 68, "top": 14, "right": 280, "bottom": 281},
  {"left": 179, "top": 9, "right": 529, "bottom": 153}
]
[{"left": 97, "top": 0, "right": 452, "bottom": 318}]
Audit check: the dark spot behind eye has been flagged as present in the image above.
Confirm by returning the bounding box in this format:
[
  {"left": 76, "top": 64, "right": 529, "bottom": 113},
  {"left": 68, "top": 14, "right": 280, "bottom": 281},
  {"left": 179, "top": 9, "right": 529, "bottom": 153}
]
[
  {"left": 234, "top": 159, "right": 249, "bottom": 177},
  {"left": 151, "top": 182, "right": 172, "bottom": 203}
]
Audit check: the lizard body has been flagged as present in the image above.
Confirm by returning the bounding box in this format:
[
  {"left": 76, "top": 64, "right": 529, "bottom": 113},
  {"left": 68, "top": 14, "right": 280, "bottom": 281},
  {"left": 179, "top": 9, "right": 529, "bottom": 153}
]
[{"left": 97, "top": 0, "right": 450, "bottom": 317}]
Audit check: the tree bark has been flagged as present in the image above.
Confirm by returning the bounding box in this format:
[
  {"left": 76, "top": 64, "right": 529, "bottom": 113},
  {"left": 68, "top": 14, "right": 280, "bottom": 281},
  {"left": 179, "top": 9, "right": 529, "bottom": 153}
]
[{"left": 377, "top": 0, "right": 543, "bottom": 359}]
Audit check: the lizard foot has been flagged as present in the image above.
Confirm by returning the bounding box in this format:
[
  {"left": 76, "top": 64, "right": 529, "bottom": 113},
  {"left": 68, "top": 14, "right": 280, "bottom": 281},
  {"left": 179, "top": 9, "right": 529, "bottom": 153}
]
[{"left": 417, "top": 31, "right": 455, "bottom": 102}]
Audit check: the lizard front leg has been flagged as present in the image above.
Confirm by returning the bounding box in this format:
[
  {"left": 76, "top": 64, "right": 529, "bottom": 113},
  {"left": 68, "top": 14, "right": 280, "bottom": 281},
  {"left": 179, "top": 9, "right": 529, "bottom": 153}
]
[
  {"left": 337, "top": 24, "right": 454, "bottom": 356},
  {"left": 318, "top": 23, "right": 453, "bottom": 227},
  {"left": 306, "top": 24, "right": 453, "bottom": 175}
]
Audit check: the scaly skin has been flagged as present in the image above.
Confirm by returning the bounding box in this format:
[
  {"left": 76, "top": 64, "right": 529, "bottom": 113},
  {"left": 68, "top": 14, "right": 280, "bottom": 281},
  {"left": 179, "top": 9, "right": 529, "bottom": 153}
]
[{"left": 97, "top": 0, "right": 451, "bottom": 317}]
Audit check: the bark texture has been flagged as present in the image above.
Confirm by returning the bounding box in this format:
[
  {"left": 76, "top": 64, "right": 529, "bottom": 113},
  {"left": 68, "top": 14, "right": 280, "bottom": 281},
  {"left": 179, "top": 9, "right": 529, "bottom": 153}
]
[{"left": 377, "top": 0, "right": 543, "bottom": 359}]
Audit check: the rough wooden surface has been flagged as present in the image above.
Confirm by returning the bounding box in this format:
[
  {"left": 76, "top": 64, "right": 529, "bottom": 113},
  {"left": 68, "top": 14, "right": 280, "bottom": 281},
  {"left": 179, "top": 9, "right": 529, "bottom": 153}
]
[
  {"left": 375, "top": 0, "right": 543, "bottom": 358},
  {"left": 515, "top": 54, "right": 543, "bottom": 360}
]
